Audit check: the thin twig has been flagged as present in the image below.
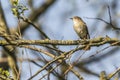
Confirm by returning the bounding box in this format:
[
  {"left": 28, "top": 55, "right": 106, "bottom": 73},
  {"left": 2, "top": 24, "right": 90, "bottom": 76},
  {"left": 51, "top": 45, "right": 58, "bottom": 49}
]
[
  {"left": 85, "top": 5, "right": 120, "bottom": 30},
  {"left": 108, "top": 67, "right": 120, "bottom": 79},
  {"left": 107, "top": 5, "right": 112, "bottom": 24},
  {"left": 39, "top": 63, "right": 61, "bottom": 80}
]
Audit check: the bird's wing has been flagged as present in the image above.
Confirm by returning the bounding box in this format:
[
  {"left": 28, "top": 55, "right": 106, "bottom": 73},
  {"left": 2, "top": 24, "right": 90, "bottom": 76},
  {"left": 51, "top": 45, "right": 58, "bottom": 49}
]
[{"left": 84, "top": 24, "right": 90, "bottom": 39}]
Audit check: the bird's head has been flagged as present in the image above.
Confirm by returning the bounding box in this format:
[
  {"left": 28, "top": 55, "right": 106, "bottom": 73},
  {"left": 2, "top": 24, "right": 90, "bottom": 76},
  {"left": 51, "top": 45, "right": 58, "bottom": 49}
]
[{"left": 70, "top": 16, "right": 83, "bottom": 25}]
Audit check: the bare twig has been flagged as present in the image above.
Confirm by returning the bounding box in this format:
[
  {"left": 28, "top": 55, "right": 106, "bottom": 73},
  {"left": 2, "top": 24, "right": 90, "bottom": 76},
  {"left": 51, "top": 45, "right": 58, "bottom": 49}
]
[
  {"left": 108, "top": 67, "right": 120, "bottom": 79},
  {"left": 107, "top": 5, "right": 112, "bottom": 24},
  {"left": 39, "top": 63, "right": 61, "bottom": 80},
  {"left": 20, "top": 45, "right": 55, "bottom": 58},
  {"left": 85, "top": 5, "right": 120, "bottom": 30}
]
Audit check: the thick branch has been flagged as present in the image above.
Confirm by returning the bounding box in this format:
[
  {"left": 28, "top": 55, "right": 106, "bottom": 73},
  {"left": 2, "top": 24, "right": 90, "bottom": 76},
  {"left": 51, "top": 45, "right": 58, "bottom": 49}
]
[{"left": 0, "top": 37, "right": 119, "bottom": 46}]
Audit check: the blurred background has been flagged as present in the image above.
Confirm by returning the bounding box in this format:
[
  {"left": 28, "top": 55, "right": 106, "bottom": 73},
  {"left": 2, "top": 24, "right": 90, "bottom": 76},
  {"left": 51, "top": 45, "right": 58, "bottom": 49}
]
[{"left": 1, "top": 0, "right": 120, "bottom": 80}]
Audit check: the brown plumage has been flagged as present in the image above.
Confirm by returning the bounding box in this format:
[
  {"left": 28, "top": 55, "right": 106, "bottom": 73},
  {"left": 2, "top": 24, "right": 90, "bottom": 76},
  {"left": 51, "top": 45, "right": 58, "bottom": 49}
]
[{"left": 70, "top": 16, "right": 90, "bottom": 39}]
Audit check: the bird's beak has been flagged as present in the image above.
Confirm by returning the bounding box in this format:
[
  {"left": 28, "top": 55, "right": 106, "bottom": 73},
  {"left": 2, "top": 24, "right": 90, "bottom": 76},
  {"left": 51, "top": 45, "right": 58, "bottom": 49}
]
[{"left": 70, "top": 18, "right": 73, "bottom": 20}]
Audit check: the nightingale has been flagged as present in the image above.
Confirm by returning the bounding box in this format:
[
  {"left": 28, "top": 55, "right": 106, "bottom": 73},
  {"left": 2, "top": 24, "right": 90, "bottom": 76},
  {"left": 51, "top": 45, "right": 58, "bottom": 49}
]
[
  {"left": 70, "top": 16, "right": 90, "bottom": 39},
  {"left": 70, "top": 16, "right": 90, "bottom": 50}
]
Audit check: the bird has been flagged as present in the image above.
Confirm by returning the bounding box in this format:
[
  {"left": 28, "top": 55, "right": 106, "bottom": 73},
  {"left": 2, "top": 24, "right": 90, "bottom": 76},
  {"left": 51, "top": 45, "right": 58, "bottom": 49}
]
[
  {"left": 70, "top": 16, "right": 90, "bottom": 39},
  {"left": 70, "top": 16, "right": 90, "bottom": 50}
]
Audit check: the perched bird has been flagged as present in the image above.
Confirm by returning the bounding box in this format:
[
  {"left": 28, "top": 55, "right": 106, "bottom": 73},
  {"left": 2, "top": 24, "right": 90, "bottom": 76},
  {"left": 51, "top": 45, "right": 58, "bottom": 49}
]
[
  {"left": 70, "top": 16, "right": 90, "bottom": 39},
  {"left": 70, "top": 16, "right": 90, "bottom": 50}
]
